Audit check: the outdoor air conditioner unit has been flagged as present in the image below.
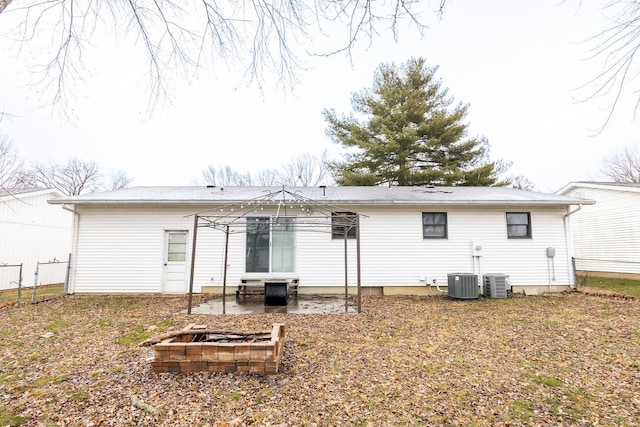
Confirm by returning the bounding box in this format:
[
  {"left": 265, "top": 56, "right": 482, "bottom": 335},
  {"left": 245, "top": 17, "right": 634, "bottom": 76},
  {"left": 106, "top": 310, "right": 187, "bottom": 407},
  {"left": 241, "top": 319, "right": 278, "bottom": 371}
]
[
  {"left": 483, "top": 274, "right": 511, "bottom": 299},
  {"left": 447, "top": 273, "right": 479, "bottom": 300}
]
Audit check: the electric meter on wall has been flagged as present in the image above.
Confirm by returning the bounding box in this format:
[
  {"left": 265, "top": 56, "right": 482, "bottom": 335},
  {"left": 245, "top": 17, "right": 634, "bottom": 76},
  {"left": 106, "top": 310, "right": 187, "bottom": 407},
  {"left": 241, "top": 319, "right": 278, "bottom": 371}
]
[{"left": 471, "top": 241, "right": 483, "bottom": 256}]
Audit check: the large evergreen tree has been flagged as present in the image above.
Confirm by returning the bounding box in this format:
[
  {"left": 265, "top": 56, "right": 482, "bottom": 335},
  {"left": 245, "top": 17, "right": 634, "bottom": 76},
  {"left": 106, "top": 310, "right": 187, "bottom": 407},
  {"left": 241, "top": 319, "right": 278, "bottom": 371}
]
[{"left": 324, "top": 57, "right": 509, "bottom": 187}]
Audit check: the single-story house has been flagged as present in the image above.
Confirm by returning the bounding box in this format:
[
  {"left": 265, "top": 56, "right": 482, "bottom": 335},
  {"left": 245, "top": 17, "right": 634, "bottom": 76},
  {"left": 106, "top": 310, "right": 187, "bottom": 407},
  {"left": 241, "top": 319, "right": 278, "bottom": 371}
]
[
  {"left": 0, "top": 188, "right": 73, "bottom": 289},
  {"left": 556, "top": 181, "right": 640, "bottom": 276},
  {"left": 49, "top": 185, "right": 593, "bottom": 296}
]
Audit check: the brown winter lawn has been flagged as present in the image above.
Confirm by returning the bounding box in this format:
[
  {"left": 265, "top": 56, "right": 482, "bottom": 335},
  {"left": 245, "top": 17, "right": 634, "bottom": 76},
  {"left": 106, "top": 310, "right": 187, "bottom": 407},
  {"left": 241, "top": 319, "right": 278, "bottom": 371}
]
[{"left": 1, "top": 293, "right": 639, "bottom": 427}]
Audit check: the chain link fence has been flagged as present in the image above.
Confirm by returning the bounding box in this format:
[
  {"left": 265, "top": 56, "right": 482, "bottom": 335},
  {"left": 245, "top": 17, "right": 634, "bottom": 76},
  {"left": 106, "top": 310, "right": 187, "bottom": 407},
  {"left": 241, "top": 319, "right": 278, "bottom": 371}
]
[
  {"left": 573, "top": 257, "right": 640, "bottom": 286},
  {"left": 0, "top": 263, "right": 24, "bottom": 306},
  {"left": 0, "top": 256, "right": 70, "bottom": 306}
]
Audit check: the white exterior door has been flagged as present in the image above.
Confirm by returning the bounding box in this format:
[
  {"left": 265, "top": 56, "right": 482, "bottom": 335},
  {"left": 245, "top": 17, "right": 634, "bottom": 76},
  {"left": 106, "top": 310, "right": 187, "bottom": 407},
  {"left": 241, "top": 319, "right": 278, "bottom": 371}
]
[{"left": 163, "top": 231, "right": 188, "bottom": 293}]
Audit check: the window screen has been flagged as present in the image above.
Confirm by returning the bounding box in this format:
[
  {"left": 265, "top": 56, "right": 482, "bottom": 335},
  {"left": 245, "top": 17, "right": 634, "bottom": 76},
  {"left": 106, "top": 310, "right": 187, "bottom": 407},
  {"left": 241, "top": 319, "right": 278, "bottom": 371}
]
[
  {"left": 422, "top": 212, "right": 448, "bottom": 238},
  {"left": 506, "top": 212, "right": 531, "bottom": 238},
  {"left": 331, "top": 212, "right": 357, "bottom": 239}
]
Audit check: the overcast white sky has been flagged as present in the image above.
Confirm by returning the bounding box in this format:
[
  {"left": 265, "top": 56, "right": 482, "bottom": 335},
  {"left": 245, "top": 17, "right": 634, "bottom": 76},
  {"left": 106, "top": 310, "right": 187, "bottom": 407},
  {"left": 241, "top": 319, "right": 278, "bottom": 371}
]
[{"left": 0, "top": 1, "right": 637, "bottom": 193}]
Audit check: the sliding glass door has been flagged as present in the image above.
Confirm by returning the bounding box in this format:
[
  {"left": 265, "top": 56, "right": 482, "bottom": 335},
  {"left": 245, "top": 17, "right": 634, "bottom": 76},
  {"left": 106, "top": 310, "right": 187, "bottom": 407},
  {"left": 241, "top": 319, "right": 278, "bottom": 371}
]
[{"left": 246, "top": 217, "right": 295, "bottom": 273}]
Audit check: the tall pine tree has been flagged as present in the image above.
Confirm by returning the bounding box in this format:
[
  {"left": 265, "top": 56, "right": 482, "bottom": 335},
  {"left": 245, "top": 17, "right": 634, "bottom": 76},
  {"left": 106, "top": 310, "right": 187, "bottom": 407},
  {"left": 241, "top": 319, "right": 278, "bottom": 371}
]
[{"left": 324, "top": 57, "right": 509, "bottom": 187}]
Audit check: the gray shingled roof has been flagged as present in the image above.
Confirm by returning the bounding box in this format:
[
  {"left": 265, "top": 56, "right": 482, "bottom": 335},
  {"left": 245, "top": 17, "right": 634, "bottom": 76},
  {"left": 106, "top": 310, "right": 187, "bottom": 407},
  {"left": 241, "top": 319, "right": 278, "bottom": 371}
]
[
  {"left": 556, "top": 181, "right": 640, "bottom": 196},
  {"left": 48, "top": 186, "right": 594, "bottom": 206},
  {"left": 564, "top": 181, "right": 640, "bottom": 188},
  {"left": 0, "top": 188, "right": 60, "bottom": 198}
]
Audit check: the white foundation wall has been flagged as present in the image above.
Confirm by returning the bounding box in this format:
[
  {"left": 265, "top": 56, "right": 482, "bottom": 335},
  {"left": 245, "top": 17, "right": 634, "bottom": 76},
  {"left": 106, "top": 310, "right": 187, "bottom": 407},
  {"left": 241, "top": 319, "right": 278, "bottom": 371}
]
[{"left": 70, "top": 204, "right": 573, "bottom": 294}]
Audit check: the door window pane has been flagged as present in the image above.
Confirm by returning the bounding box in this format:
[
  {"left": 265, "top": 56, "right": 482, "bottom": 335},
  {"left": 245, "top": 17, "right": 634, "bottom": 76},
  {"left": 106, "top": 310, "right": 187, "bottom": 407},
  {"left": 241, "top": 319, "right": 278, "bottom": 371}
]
[{"left": 167, "top": 232, "right": 187, "bottom": 262}]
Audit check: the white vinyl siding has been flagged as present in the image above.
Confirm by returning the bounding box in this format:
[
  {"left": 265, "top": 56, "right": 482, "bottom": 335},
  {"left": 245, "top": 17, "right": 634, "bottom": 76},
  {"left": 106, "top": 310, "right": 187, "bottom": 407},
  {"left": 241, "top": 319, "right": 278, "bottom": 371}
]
[
  {"left": 264, "top": 206, "right": 569, "bottom": 289},
  {"left": 69, "top": 203, "right": 573, "bottom": 293},
  {"left": 73, "top": 207, "right": 194, "bottom": 293}
]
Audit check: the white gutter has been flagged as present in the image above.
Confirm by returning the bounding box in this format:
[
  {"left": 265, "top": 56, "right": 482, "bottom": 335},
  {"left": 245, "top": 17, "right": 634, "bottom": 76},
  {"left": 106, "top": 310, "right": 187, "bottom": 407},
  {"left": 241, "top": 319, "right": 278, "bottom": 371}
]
[
  {"left": 563, "top": 205, "right": 583, "bottom": 289},
  {"left": 60, "top": 204, "right": 79, "bottom": 294},
  {"left": 564, "top": 205, "right": 583, "bottom": 218}
]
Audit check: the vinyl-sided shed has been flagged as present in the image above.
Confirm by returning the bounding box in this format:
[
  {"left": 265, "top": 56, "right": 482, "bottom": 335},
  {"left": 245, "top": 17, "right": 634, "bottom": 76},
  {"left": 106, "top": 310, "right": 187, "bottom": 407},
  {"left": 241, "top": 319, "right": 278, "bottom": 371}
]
[
  {"left": 50, "top": 185, "right": 592, "bottom": 296},
  {"left": 1, "top": 188, "right": 72, "bottom": 289},
  {"left": 557, "top": 181, "right": 640, "bottom": 275}
]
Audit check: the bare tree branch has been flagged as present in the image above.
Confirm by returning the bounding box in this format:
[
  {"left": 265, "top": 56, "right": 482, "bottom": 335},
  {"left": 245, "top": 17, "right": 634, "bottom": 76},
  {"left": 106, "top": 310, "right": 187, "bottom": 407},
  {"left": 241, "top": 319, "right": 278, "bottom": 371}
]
[
  {"left": 199, "top": 150, "right": 333, "bottom": 187},
  {"left": 201, "top": 164, "right": 254, "bottom": 186},
  {"left": 601, "top": 143, "right": 640, "bottom": 182},
  {"left": 0, "top": 132, "right": 29, "bottom": 188},
  {"left": 1, "top": 1, "right": 435, "bottom": 112},
  {"left": 278, "top": 149, "right": 332, "bottom": 186},
  {"left": 0, "top": 0, "right": 13, "bottom": 15},
  {"left": 28, "top": 158, "right": 102, "bottom": 195},
  {"left": 254, "top": 168, "right": 280, "bottom": 185},
  {"left": 576, "top": 0, "right": 640, "bottom": 132},
  {"left": 104, "top": 169, "right": 133, "bottom": 191}
]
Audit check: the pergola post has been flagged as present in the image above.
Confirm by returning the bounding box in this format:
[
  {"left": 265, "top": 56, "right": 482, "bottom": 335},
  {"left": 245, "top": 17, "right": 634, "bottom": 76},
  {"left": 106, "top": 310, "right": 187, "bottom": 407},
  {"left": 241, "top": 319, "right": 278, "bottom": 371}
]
[
  {"left": 187, "top": 214, "right": 199, "bottom": 314},
  {"left": 222, "top": 224, "right": 230, "bottom": 314},
  {"left": 344, "top": 224, "right": 348, "bottom": 313}
]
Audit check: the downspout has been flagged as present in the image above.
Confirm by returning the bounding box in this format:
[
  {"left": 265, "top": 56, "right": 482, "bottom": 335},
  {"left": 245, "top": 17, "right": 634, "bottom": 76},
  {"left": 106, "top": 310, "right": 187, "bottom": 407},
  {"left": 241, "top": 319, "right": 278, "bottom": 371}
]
[
  {"left": 563, "top": 205, "right": 582, "bottom": 289},
  {"left": 61, "top": 204, "right": 79, "bottom": 295}
]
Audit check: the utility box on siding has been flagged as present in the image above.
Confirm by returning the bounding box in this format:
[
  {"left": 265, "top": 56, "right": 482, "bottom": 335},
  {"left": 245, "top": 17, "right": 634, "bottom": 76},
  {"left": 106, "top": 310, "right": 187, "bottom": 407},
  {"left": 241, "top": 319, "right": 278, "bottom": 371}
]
[{"left": 447, "top": 273, "right": 478, "bottom": 300}]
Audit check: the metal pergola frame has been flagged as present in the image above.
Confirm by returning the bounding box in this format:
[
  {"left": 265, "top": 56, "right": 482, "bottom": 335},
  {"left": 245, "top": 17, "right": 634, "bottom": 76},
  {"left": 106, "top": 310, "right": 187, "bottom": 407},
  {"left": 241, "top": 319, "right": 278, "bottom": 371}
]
[{"left": 185, "top": 187, "right": 363, "bottom": 314}]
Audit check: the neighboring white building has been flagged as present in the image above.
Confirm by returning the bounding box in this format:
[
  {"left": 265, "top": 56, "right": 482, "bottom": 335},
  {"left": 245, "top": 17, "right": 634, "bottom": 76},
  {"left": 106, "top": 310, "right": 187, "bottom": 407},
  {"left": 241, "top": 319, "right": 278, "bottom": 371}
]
[
  {"left": 0, "top": 188, "right": 73, "bottom": 289},
  {"left": 557, "top": 181, "right": 640, "bottom": 275},
  {"left": 50, "top": 185, "right": 593, "bottom": 296}
]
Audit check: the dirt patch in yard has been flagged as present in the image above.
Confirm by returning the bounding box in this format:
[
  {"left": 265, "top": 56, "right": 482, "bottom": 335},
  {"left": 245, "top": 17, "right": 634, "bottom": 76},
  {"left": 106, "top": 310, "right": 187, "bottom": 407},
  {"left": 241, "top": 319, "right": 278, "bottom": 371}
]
[{"left": 0, "top": 292, "right": 639, "bottom": 426}]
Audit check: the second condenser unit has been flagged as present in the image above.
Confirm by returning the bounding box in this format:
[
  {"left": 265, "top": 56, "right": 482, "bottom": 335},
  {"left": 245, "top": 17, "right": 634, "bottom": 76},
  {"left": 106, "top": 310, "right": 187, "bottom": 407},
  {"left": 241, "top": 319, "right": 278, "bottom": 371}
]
[{"left": 483, "top": 274, "right": 511, "bottom": 298}]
